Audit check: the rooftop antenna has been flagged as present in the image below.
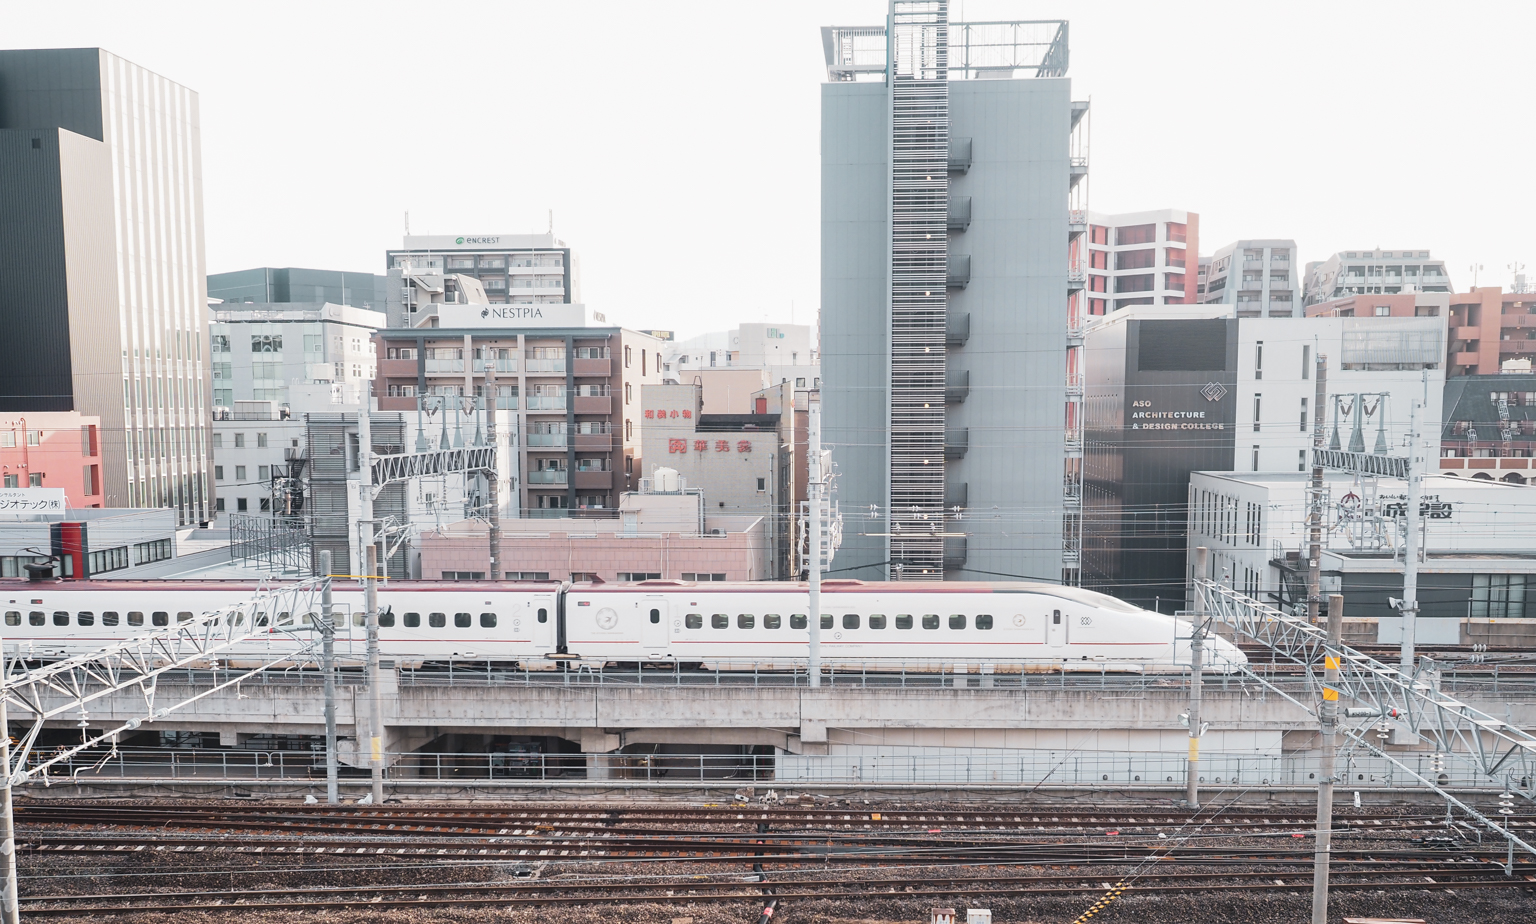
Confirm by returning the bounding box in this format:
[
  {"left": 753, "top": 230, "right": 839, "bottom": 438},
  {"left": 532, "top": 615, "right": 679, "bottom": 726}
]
[
  {"left": 404, "top": 211, "right": 410, "bottom": 235},
  {"left": 548, "top": 209, "right": 554, "bottom": 237},
  {"left": 1470, "top": 263, "right": 1483, "bottom": 287}
]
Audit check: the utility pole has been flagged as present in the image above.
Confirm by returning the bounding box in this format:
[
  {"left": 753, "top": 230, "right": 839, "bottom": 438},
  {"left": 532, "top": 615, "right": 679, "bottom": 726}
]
[
  {"left": 356, "top": 407, "right": 385, "bottom": 804},
  {"left": 0, "top": 660, "right": 17, "bottom": 924},
  {"left": 365, "top": 543, "right": 384, "bottom": 804},
  {"left": 807, "top": 394, "right": 822, "bottom": 689},
  {"left": 1311, "top": 592, "right": 1344, "bottom": 924},
  {"left": 1187, "top": 546, "right": 1208, "bottom": 809},
  {"left": 1400, "top": 380, "right": 1423, "bottom": 680},
  {"left": 1307, "top": 354, "right": 1328, "bottom": 624},
  {"left": 320, "top": 550, "right": 339, "bottom": 805},
  {"left": 484, "top": 355, "right": 502, "bottom": 581}
]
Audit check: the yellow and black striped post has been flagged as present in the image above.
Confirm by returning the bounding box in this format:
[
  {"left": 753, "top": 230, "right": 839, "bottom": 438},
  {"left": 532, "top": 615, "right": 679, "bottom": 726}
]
[{"left": 1070, "top": 881, "right": 1128, "bottom": 924}]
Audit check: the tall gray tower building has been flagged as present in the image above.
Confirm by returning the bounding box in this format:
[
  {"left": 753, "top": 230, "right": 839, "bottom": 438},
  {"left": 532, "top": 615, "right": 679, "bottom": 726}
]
[
  {"left": 0, "top": 48, "right": 212, "bottom": 523},
  {"left": 821, "top": 5, "right": 1087, "bottom": 582}
]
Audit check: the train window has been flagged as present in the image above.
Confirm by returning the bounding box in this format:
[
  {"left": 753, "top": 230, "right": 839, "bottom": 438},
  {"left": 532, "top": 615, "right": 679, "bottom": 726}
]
[
  {"left": 28, "top": 611, "right": 44, "bottom": 626},
  {"left": 686, "top": 614, "right": 703, "bottom": 629},
  {"left": 378, "top": 611, "right": 395, "bottom": 628},
  {"left": 152, "top": 612, "right": 169, "bottom": 627},
  {"left": 649, "top": 608, "right": 661, "bottom": 624},
  {"left": 3, "top": 611, "right": 17, "bottom": 627},
  {"left": 537, "top": 608, "right": 549, "bottom": 623},
  {"left": 764, "top": 614, "right": 781, "bottom": 629},
  {"left": 127, "top": 611, "right": 144, "bottom": 627},
  {"left": 77, "top": 612, "right": 94, "bottom": 627},
  {"left": 277, "top": 611, "right": 291, "bottom": 626},
  {"left": 480, "top": 612, "right": 497, "bottom": 628},
  {"left": 869, "top": 614, "right": 887, "bottom": 630},
  {"left": 949, "top": 615, "right": 966, "bottom": 630},
  {"left": 102, "top": 611, "right": 119, "bottom": 627},
  {"left": 820, "top": 614, "right": 833, "bottom": 630},
  {"left": 1052, "top": 610, "right": 1061, "bottom": 625},
  {"left": 921, "top": 614, "right": 939, "bottom": 630},
  {"left": 842, "top": 614, "right": 860, "bottom": 630},
  {"left": 976, "top": 614, "right": 994, "bottom": 630},
  {"left": 429, "top": 613, "right": 447, "bottom": 628},
  {"left": 711, "top": 614, "right": 729, "bottom": 629},
  {"left": 737, "top": 614, "right": 754, "bottom": 629},
  {"left": 178, "top": 612, "right": 194, "bottom": 624},
  {"left": 53, "top": 611, "right": 69, "bottom": 626},
  {"left": 404, "top": 612, "right": 421, "bottom": 628},
  {"left": 353, "top": 613, "right": 365, "bottom": 628},
  {"left": 454, "top": 613, "right": 471, "bottom": 628},
  {"left": 790, "top": 614, "right": 807, "bottom": 629},
  {"left": 895, "top": 614, "right": 913, "bottom": 630}
]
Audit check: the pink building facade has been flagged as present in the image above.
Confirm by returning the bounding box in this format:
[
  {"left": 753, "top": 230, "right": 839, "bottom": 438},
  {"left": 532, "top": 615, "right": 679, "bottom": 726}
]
[{"left": 0, "top": 411, "right": 105, "bottom": 508}]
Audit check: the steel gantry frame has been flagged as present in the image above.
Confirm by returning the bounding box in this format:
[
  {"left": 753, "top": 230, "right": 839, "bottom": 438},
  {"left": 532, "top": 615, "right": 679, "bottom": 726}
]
[
  {"left": 0, "top": 576, "right": 329, "bottom": 924},
  {"left": 1194, "top": 578, "right": 1536, "bottom": 803}
]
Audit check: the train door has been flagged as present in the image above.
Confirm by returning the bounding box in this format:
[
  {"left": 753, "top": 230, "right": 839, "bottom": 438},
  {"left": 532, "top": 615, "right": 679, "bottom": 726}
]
[
  {"left": 1046, "top": 608, "right": 1067, "bottom": 649},
  {"left": 531, "top": 596, "right": 555, "bottom": 650},
  {"left": 641, "top": 597, "right": 669, "bottom": 655}
]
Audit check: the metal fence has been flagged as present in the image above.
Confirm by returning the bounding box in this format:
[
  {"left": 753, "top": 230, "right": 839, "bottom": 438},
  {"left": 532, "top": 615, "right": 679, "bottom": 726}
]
[{"left": 23, "top": 746, "right": 1520, "bottom": 790}]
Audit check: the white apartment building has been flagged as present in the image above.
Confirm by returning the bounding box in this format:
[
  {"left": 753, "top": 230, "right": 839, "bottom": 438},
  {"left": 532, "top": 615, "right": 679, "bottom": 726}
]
[
  {"left": 1085, "top": 209, "right": 1198, "bottom": 318},
  {"left": 1202, "top": 239, "right": 1301, "bottom": 317},
  {"left": 1303, "top": 249, "right": 1454, "bottom": 306},
  {"left": 662, "top": 323, "right": 820, "bottom": 390},
  {"left": 385, "top": 233, "right": 579, "bottom": 324}
]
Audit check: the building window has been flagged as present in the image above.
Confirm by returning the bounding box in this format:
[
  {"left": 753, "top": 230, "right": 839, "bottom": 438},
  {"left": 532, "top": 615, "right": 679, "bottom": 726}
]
[
  {"left": 212, "top": 433, "right": 222, "bottom": 448},
  {"left": 26, "top": 430, "right": 40, "bottom": 447},
  {"left": 442, "top": 571, "right": 486, "bottom": 581},
  {"left": 28, "top": 473, "right": 41, "bottom": 487},
  {"left": 1252, "top": 445, "right": 1260, "bottom": 471},
  {"left": 234, "top": 433, "right": 245, "bottom": 448},
  {"left": 258, "top": 465, "right": 270, "bottom": 481},
  {"left": 252, "top": 335, "right": 282, "bottom": 353},
  {"left": 1472, "top": 574, "right": 1526, "bottom": 619},
  {"left": 256, "top": 432, "right": 268, "bottom": 448},
  {"left": 624, "top": 345, "right": 631, "bottom": 368},
  {"left": 618, "top": 572, "right": 662, "bottom": 581},
  {"left": 132, "top": 538, "right": 173, "bottom": 566},
  {"left": 1302, "top": 345, "right": 1310, "bottom": 379},
  {"left": 1298, "top": 449, "right": 1307, "bottom": 472},
  {"left": 625, "top": 419, "right": 632, "bottom": 440},
  {"left": 1115, "top": 249, "right": 1156, "bottom": 270},
  {"left": 1116, "top": 223, "right": 1156, "bottom": 246},
  {"left": 237, "top": 498, "right": 248, "bottom": 512},
  {"left": 625, "top": 383, "right": 632, "bottom": 405},
  {"left": 757, "top": 477, "right": 766, "bottom": 492},
  {"left": 1254, "top": 341, "right": 1263, "bottom": 380},
  {"left": 88, "top": 546, "right": 129, "bottom": 574},
  {"left": 2, "top": 475, "right": 14, "bottom": 488},
  {"left": 216, "top": 498, "right": 225, "bottom": 512},
  {"left": 682, "top": 573, "right": 728, "bottom": 581},
  {"left": 215, "top": 465, "right": 224, "bottom": 481},
  {"left": 1253, "top": 394, "right": 1261, "bottom": 432},
  {"left": 235, "top": 465, "right": 247, "bottom": 480},
  {"left": 1300, "top": 397, "right": 1308, "bottom": 432}
]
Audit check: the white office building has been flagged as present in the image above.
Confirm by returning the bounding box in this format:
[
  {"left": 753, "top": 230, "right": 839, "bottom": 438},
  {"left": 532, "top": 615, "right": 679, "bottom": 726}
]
[
  {"left": 1202, "top": 239, "right": 1301, "bottom": 317},
  {"left": 1303, "top": 249, "right": 1454, "bottom": 306}
]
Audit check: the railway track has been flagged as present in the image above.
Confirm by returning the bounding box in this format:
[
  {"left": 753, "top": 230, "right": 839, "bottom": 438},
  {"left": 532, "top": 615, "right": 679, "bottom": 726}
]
[{"left": 18, "top": 863, "right": 1536, "bottom": 915}]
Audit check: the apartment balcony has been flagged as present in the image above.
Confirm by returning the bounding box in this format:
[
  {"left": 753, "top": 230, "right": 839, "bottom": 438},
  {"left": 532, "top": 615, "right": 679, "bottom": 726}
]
[
  {"left": 526, "top": 396, "right": 567, "bottom": 411},
  {"left": 944, "top": 369, "right": 970, "bottom": 404},
  {"left": 572, "top": 357, "right": 612, "bottom": 377},
  {"left": 379, "top": 358, "right": 417, "bottom": 377},
  {"left": 524, "top": 359, "right": 567, "bottom": 374},
  {"left": 944, "top": 427, "right": 968, "bottom": 461},
  {"left": 946, "top": 311, "right": 970, "bottom": 346},
  {"left": 1454, "top": 326, "right": 1482, "bottom": 340},
  {"left": 1243, "top": 259, "right": 1266, "bottom": 271},
  {"left": 947, "top": 253, "right": 971, "bottom": 288},
  {"left": 1069, "top": 156, "right": 1088, "bottom": 188},
  {"left": 947, "top": 196, "right": 972, "bottom": 232},
  {"left": 574, "top": 469, "right": 614, "bottom": 490},
  {"left": 424, "top": 359, "right": 464, "bottom": 374},
  {"left": 527, "top": 470, "right": 568, "bottom": 485},
  {"left": 507, "top": 263, "right": 565, "bottom": 275},
  {"left": 574, "top": 431, "right": 614, "bottom": 451},
  {"left": 573, "top": 395, "right": 613, "bottom": 414},
  {"left": 1452, "top": 351, "right": 1482, "bottom": 367},
  {"left": 526, "top": 433, "right": 567, "bottom": 448},
  {"left": 948, "top": 137, "right": 972, "bottom": 174},
  {"left": 943, "top": 481, "right": 967, "bottom": 509},
  {"left": 481, "top": 358, "right": 518, "bottom": 374},
  {"left": 377, "top": 395, "right": 416, "bottom": 412},
  {"left": 942, "top": 535, "right": 967, "bottom": 569},
  {"left": 1067, "top": 262, "right": 1086, "bottom": 291},
  {"left": 1068, "top": 210, "right": 1087, "bottom": 236}
]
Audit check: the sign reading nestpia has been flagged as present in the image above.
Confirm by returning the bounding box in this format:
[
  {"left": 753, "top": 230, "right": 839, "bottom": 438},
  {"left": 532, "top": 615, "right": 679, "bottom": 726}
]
[
  {"left": 0, "top": 488, "right": 66, "bottom": 514},
  {"left": 437, "top": 303, "right": 608, "bottom": 329}
]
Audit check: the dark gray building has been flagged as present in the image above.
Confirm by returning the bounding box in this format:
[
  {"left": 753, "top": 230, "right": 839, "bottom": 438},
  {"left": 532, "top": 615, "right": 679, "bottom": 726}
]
[
  {"left": 820, "top": 7, "right": 1085, "bottom": 582},
  {"left": 209, "top": 267, "right": 389, "bottom": 310},
  {"left": 0, "top": 48, "right": 213, "bottom": 524}
]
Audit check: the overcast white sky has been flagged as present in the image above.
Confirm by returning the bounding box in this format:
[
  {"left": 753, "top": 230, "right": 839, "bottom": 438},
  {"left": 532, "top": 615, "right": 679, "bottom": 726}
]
[{"left": 8, "top": 1, "right": 1534, "bottom": 337}]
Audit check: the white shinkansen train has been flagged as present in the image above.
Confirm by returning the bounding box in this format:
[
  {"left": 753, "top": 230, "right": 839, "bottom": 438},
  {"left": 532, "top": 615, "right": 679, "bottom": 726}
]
[{"left": 0, "top": 578, "right": 1247, "bottom": 673}]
